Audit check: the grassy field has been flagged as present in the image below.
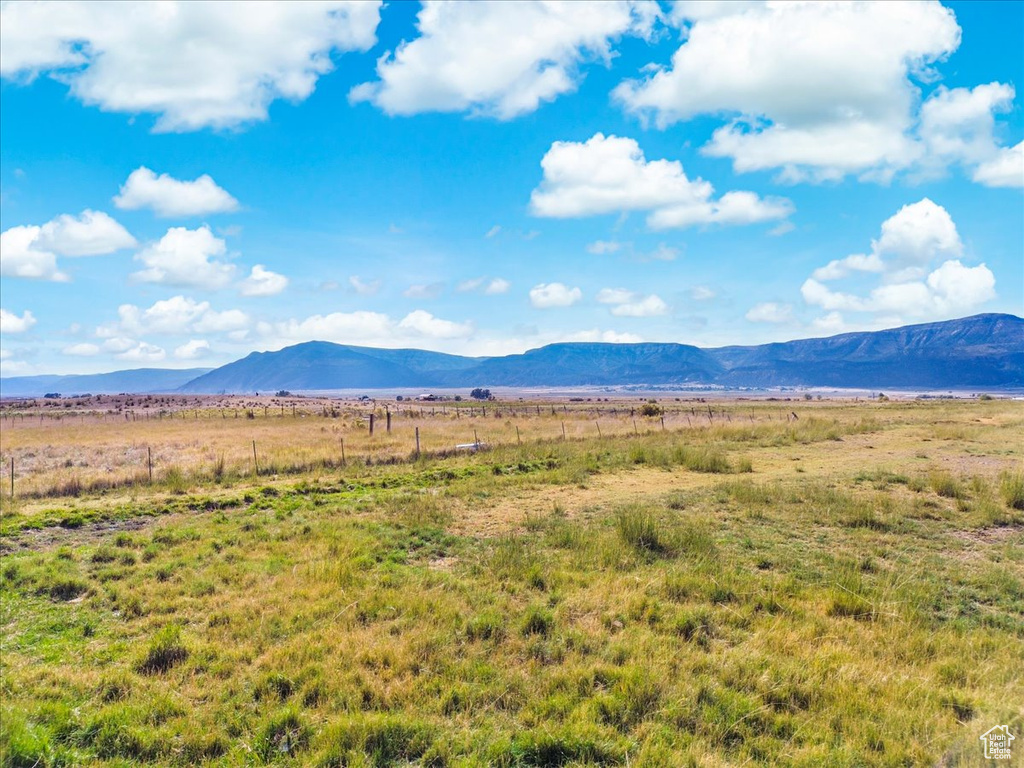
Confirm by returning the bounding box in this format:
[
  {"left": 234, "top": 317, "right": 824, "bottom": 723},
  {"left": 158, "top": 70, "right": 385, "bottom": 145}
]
[{"left": 1, "top": 397, "right": 1022, "bottom": 766}]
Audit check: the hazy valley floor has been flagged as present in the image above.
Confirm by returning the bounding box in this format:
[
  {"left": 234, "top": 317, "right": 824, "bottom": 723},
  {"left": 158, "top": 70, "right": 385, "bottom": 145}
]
[{"left": 1, "top": 399, "right": 1022, "bottom": 766}]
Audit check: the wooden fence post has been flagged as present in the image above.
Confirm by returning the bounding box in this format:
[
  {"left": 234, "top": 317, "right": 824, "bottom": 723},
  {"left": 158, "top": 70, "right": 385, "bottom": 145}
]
[
  {"left": 516, "top": 425, "right": 521, "bottom": 444},
  {"left": 415, "top": 427, "right": 420, "bottom": 457},
  {"left": 148, "top": 447, "right": 153, "bottom": 483},
  {"left": 252, "top": 440, "right": 259, "bottom": 476},
  {"left": 369, "top": 413, "right": 375, "bottom": 436}
]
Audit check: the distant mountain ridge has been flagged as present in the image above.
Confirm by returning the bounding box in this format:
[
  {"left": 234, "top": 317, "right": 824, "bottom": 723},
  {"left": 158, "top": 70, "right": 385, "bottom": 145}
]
[
  {"left": 0, "top": 368, "right": 212, "bottom": 398},
  {"left": 2, "top": 314, "right": 1021, "bottom": 397}
]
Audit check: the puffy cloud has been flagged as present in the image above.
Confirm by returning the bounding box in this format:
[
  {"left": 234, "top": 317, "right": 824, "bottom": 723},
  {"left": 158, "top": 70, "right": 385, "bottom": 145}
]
[
  {"left": 972, "top": 141, "right": 1024, "bottom": 188},
  {"left": 529, "top": 282, "right": 582, "bottom": 308},
  {"left": 530, "top": 133, "right": 792, "bottom": 228},
  {"left": 132, "top": 226, "right": 235, "bottom": 290},
  {"left": 102, "top": 337, "right": 137, "bottom": 353},
  {"left": 1, "top": 1, "right": 382, "bottom": 131},
  {"left": 349, "top": 276, "right": 381, "bottom": 296},
  {"left": 116, "top": 342, "right": 166, "bottom": 363},
  {"left": 1, "top": 210, "right": 135, "bottom": 281},
  {"left": 174, "top": 339, "right": 211, "bottom": 360},
  {"left": 258, "top": 308, "right": 472, "bottom": 346},
  {"left": 100, "top": 295, "right": 249, "bottom": 337},
  {"left": 484, "top": 278, "right": 511, "bottom": 295},
  {"left": 0, "top": 309, "right": 37, "bottom": 334},
  {"left": 397, "top": 310, "right": 473, "bottom": 339},
  {"left": 610, "top": 294, "right": 668, "bottom": 317},
  {"left": 403, "top": 282, "right": 444, "bottom": 300},
  {"left": 596, "top": 288, "right": 634, "bottom": 304},
  {"left": 0, "top": 225, "right": 65, "bottom": 281},
  {"left": 240, "top": 265, "right": 289, "bottom": 297},
  {"left": 745, "top": 302, "right": 794, "bottom": 324},
  {"left": 616, "top": 1, "right": 969, "bottom": 182},
  {"left": 114, "top": 167, "right": 239, "bottom": 216},
  {"left": 800, "top": 199, "right": 995, "bottom": 321},
  {"left": 36, "top": 210, "right": 136, "bottom": 255},
  {"left": 351, "top": 0, "right": 658, "bottom": 119},
  {"left": 62, "top": 343, "right": 100, "bottom": 357},
  {"left": 917, "top": 83, "right": 1023, "bottom": 185}
]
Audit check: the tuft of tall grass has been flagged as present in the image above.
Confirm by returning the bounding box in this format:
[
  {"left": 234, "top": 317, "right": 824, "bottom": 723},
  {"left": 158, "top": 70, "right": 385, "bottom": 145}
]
[
  {"left": 136, "top": 625, "right": 188, "bottom": 674},
  {"left": 1000, "top": 471, "right": 1024, "bottom": 510}
]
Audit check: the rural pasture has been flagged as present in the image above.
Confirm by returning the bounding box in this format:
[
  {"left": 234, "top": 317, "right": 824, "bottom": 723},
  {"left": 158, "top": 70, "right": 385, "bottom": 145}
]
[{"left": 1, "top": 395, "right": 1022, "bottom": 766}]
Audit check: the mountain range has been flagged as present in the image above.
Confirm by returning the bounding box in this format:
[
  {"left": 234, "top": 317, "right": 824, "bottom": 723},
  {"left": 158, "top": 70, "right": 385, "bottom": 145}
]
[{"left": 2, "top": 314, "right": 1021, "bottom": 397}]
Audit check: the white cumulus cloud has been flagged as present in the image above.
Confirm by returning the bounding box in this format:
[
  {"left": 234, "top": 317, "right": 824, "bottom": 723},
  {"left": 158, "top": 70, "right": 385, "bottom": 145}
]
[
  {"left": 1, "top": 210, "right": 135, "bottom": 281},
  {"left": 0, "top": 309, "right": 37, "bottom": 334},
  {"left": 615, "top": 1, "right": 989, "bottom": 183},
  {"left": 530, "top": 282, "right": 582, "bottom": 308},
  {"left": 972, "top": 141, "right": 1024, "bottom": 188},
  {"left": 100, "top": 295, "right": 250, "bottom": 337},
  {"left": 114, "top": 167, "right": 239, "bottom": 216},
  {"left": 1, "top": 1, "right": 382, "bottom": 131},
  {"left": 133, "top": 226, "right": 235, "bottom": 290},
  {"left": 240, "top": 264, "right": 289, "bottom": 297},
  {"left": 117, "top": 342, "right": 166, "bottom": 363},
  {"left": 350, "top": 0, "right": 659, "bottom": 119},
  {"left": 62, "top": 343, "right": 100, "bottom": 357},
  {"left": 801, "top": 199, "right": 995, "bottom": 322},
  {"left": 36, "top": 209, "right": 137, "bottom": 255},
  {"left": 174, "top": 339, "right": 211, "bottom": 360},
  {"left": 529, "top": 133, "right": 792, "bottom": 228}
]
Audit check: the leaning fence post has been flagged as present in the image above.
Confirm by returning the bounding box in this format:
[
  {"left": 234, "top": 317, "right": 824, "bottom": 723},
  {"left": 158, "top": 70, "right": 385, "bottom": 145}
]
[
  {"left": 252, "top": 440, "right": 259, "bottom": 476},
  {"left": 561, "top": 421, "right": 566, "bottom": 440},
  {"left": 341, "top": 438, "right": 346, "bottom": 466},
  {"left": 596, "top": 421, "right": 602, "bottom": 438}
]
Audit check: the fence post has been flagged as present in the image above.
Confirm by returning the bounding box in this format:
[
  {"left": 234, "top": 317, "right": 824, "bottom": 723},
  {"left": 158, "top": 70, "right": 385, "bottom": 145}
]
[
  {"left": 252, "top": 440, "right": 259, "bottom": 476},
  {"left": 516, "top": 425, "right": 521, "bottom": 444},
  {"left": 661, "top": 416, "right": 665, "bottom": 431},
  {"left": 9, "top": 457, "right": 13, "bottom": 500},
  {"left": 596, "top": 421, "right": 601, "bottom": 438},
  {"left": 386, "top": 409, "right": 392, "bottom": 433},
  {"left": 148, "top": 446, "right": 153, "bottom": 483},
  {"left": 474, "top": 428, "right": 479, "bottom": 447},
  {"left": 561, "top": 421, "right": 566, "bottom": 440},
  {"left": 369, "top": 413, "right": 375, "bottom": 436},
  {"left": 633, "top": 420, "right": 638, "bottom": 436},
  {"left": 341, "top": 438, "right": 346, "bottom": 466},
  {"left": 415, "top": 427, "right": 420, "bottom": 457}
]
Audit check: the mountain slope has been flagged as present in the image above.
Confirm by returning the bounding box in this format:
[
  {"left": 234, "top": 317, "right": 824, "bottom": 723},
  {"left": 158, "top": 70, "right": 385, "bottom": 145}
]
[
  {"left": 178, "top": 342, "right": 463, "bottom": 393},
  {"left": 454, "top": 342, "right": 724, "bottom": 387},
  {"left": 709, "top": 313, "right": 1024, "bottom": 387}
]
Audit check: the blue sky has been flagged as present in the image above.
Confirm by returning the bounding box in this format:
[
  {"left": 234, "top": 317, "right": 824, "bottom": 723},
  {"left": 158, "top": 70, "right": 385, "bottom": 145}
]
[{"left": 1, "top": 0, "right": 1021, "bottom": 375}]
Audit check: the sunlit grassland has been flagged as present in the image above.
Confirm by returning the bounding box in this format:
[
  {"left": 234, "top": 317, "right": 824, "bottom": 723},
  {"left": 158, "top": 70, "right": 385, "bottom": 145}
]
[{"left": 1, "top": 399, "right": 1022, "bottom": 766}]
